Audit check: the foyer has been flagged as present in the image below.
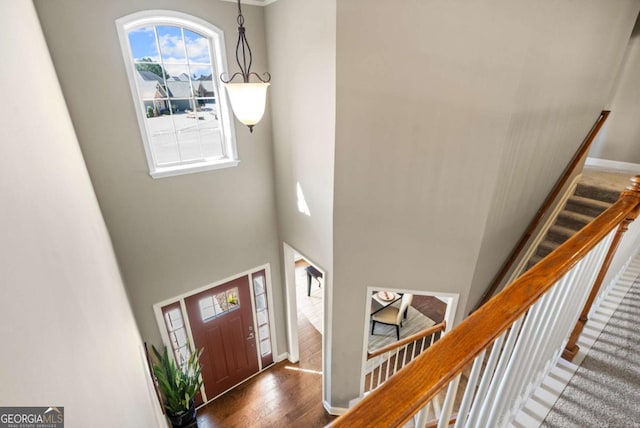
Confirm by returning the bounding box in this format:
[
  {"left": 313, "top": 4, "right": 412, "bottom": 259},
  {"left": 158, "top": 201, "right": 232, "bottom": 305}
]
[{"left": 4, "top": 1, "right": 640, "bottom": 426}]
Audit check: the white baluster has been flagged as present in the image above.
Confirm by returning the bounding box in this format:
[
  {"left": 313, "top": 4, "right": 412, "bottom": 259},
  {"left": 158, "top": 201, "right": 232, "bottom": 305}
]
[
  {"left": 454, "top": 350, "right": 486, "bottom": 428},
  {"left": 438, "top": 374, "right": 460, "bottom": 428},
  {"left": 465, "top": 333, "right": 506, "bottom": 428}
]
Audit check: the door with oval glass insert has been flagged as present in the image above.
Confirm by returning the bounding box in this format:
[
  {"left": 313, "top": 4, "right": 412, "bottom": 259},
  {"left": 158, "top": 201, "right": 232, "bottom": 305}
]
[{"left": 184, "top": 275, "right": 259, "bottom": 400}]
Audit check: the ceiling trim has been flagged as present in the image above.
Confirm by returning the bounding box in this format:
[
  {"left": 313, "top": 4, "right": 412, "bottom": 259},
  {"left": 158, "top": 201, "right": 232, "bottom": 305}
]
[{"left": 220, "top": 0, "right": 279, "bottom": 6}]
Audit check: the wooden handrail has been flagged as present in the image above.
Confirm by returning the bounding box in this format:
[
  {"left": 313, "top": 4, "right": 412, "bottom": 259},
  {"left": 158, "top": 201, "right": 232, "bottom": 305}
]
[
  {"left": 472, "top": 110, "right": 611, "bottom": 312},
  {"left": 330, "top": 176, "right": 640, "bottom": 428},
  {"left": 367, "top": 322, "right": 446, "bottom": 359}
]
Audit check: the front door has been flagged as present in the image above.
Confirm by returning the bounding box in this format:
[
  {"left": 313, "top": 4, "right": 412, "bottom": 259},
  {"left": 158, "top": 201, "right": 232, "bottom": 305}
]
[{"left": 184, "top": 275, "right": 259, "bottom": 400}]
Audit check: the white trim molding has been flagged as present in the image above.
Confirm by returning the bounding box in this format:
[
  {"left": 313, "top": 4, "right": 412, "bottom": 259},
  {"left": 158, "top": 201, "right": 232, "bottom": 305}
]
[
  {"left": 115, "top": 10, "right": 239, "bottom": 179},
  {"left": 585, "top": 157, "right": 640, "bottom": 173},
  {"left": 358, "top": 286, "right": 459, "bottom": 397},
  {"left": 323, "top": 401, "right": 347, "bottom": 416},
  {"left": 508, "top": 174, "right": 582, "bottom": 284},
  {"left": 221, "top": 0, "right": 280, "bottom": 6},
  {"left": 152, "top": 263, "right": 278, "bottom": 406}
]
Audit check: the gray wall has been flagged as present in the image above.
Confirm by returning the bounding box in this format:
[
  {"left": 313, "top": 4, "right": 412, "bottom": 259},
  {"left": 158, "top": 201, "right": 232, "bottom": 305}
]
[
  {"left": 331, "top": 0, "right": 640, "bottom": 407},
  {"left": 264, "top": 0, "right": 336, "bottom": 404},
  {"left": 34, "top": 0, "right": 285, "bottom": 352},
  {"left": 30, "top": 0, "right": 640, "bottom": 411},
  {"left": 467, "top": 5, "right": 640, "bottom": 312},
  {"left": 589, "top": 15, "right": 640, "bottom": 164},
  {"left": 265, "top": 0, "right": 336, "bottom": 274},
  {"left": 0, "top": 2, "right": 163, "bottom": 425}
]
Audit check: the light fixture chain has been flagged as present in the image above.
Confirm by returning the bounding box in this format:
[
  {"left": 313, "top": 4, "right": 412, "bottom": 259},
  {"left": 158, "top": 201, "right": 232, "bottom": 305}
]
[
  {"left": 221, "top": 0, "right": 270, "bottom": 85},
  {"left": 221, "top": 0, "right": 271, "bottom": 133},
  {"left": 239, "top": 30, "right": 249, "bottom": 82}
]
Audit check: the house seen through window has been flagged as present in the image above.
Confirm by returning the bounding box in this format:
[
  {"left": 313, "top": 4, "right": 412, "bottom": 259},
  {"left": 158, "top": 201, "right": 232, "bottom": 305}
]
[{"left": 117, "top": 12, "right": 238, "bottom": 178}]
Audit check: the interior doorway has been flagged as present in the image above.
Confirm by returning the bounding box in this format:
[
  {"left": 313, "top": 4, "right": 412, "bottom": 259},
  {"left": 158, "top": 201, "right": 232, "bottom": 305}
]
[
  {"left": 366, "top": 287, "right": 457, "bottom": 350},
  {"left": 282, "top": 242, "right": 325, "bottom": 372},
  {"left": 361, "top": 287, "right": 459, "bottom": 393},
  {"left": 294, "top": 255, "right": 323, "bottom": 371}
]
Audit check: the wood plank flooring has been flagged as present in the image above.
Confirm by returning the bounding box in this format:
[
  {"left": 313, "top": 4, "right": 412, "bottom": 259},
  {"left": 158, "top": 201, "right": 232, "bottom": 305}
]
[
  {"left": 195, "top": 280, "right": 447, "bottom": 427},
  {"left": 196, "top": 314, "right": 335, "bottom": 428}
]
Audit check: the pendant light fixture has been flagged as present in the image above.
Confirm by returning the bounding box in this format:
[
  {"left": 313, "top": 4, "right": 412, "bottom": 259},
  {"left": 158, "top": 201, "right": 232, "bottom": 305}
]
[{"left": 221, "top": 0, "right": 271, "bottom": 133}]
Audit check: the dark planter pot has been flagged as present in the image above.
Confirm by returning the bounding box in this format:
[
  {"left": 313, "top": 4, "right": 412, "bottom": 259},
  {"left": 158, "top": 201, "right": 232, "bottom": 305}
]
[{"left": 168, "top": 405, "right": 197, "bottom": 428}]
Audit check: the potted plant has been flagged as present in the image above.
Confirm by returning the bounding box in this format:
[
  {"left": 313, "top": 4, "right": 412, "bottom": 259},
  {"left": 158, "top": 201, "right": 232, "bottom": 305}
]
[{"left": 151, "top": 345, "right": 204, "bottom": 428}]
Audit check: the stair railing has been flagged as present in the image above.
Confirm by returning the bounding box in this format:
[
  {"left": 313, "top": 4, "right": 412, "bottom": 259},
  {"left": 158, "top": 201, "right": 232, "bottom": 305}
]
[
  {"left": 330, "top": 176, "right": 640, "bottom": 428},
  {"left": 472, "top": 110, "right": 611, "bottom": 311},
  {"left": 365, "top": 322, "right": 446, "bottom": 392}
]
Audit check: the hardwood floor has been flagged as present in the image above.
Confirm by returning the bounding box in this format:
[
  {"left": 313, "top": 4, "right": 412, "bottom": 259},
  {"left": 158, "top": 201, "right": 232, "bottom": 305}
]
[
  {"left": 195, "top": 277, "right": 446, "bottom": 427},
  {"left": 196, "top": 314, "right": 335, "bottom": 427}
]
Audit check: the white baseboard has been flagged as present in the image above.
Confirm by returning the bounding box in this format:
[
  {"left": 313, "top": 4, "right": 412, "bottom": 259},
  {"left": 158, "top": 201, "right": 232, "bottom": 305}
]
[
  {"left": 275, "top": 352, "right": 289, "bottom": 362},
  {"left": 585, "top": 157, "right": 640, "bottom": 173},
  {"left": 324, "top": 400, "right": 348, "bottom": 416}
]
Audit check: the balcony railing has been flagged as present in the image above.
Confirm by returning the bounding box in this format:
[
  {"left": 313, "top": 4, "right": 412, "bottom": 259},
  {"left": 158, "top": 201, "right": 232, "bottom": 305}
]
[{"left": 330, "top": 176, "right": 640, "bottom": 428}]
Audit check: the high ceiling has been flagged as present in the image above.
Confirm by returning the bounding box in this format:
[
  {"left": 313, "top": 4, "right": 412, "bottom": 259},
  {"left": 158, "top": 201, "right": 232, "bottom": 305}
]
[{"left": 220, "top": 0, "right": 278, "bottom": 6}]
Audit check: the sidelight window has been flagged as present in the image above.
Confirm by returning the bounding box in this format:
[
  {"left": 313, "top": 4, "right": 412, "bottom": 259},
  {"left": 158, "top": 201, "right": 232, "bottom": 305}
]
[
  {"left": 162, "top": 306, "right": 191, "bottom": 366},
  {"left": 252, "top": 272, "right": 272, "bottom": 361}
]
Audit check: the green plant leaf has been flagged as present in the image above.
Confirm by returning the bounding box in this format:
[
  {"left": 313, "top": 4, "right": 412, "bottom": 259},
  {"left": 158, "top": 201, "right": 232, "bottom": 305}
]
[{"left": 151, "top": 345, "right": 204, "bottom": 416}]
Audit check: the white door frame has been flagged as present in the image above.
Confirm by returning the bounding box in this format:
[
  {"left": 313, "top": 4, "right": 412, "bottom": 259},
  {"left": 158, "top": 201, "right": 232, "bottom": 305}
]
[
  {"left": 282, "top": 243, "right": 327, "bottom": 360},
  {"left": 282, "top": 242, "right": 329, "bottom": 408},
  {"left": 358, "top": 286, "right": 459, "bottom": 396},
  {"left": 152, "top": 263, "right": 278, "bottom": 403}
]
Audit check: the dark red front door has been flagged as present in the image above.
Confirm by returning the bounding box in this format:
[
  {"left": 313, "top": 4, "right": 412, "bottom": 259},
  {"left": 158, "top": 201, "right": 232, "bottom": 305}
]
[{"left": 184, "top": 275, "right": 259, "bottom": 400}]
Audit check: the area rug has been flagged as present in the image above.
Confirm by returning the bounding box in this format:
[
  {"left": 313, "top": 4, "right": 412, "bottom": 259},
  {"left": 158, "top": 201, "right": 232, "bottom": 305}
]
[
  {"left": 365, "top": 305, "right": 436, "bottom": 375},
  {"left": 541, "top": 276, "right": 640, "bottom": 427}
]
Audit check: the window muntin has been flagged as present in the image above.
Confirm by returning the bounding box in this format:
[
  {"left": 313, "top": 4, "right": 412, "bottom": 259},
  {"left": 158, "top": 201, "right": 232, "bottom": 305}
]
[
  {"left": 198, "top": 287, "right": 240, "bottom": 322},
  {"left": 117, "top": 12, "right": 238, "bottom": 178},
  {"left": 163, "top": 307, "right": 191, "bottom": 366},
  {"left": 252, "top": 274, "right": 272, "bottom": 359}
]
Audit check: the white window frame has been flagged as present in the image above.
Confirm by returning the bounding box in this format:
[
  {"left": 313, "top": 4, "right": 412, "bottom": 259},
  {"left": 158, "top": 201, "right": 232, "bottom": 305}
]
[{"left": 116, "top": 10, "right": 239, "bottom": 179}]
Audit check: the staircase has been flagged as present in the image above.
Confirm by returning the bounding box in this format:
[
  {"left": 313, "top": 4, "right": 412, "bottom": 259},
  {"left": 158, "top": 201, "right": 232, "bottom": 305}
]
[
  {"left": 333, "top": 174, "right": 640, "bottom": 428},
  {"left": 512, "top": 251, "right": 640, "bottom": 427},
  {"left": 526, "top": 181, "right": 621, "bottom": 270}
]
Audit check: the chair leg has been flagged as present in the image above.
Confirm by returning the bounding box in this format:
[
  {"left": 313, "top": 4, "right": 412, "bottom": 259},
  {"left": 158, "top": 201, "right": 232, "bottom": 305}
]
[
  {"left": 371, "top": 321, "right": 376, "bottom": 336},
  {"left": 395, "top": 325, "right": 400, "bottom": 341}
]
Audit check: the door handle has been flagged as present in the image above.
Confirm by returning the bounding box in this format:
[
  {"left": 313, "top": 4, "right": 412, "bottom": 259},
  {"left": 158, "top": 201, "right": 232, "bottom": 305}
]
[{"left": 247, "top": 333, "right": 254, "bottom": 340}]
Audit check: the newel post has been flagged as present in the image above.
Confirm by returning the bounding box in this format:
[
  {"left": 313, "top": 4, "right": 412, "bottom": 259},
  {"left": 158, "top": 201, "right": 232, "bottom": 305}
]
[{"left": 562, "top": 175, "right": 640, "bottom": 361}]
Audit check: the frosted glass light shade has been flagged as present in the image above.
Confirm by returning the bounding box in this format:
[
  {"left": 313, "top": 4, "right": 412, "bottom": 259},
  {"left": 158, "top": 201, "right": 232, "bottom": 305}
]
[{"left": 224, "top": 82, "right": 270, "bottom": 129}]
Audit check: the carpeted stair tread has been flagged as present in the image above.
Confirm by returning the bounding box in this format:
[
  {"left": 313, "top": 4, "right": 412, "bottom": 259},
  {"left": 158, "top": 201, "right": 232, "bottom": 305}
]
[
  {"left": 574, "top": 183, "right": 620, "bottom": 204},
  {"left": 555, "top": 210, "right": 595, "bottom": 230},
  {"left": 547, "top": 224, "right": 575, "bottom": 244},
  {"left": 536, "top": 239, "right": 560, "bottom": 258},
  {"left": 564, "top": 195, "right": 611, "bottom": 218},
  {"left": 525, "top": 183, "right": 613, "bottom": 271},
  {"left": 541, "top": 262, "right": 640, "bottom": 427},
  {"left": 518, "top": 174, "right": 628, "bottom": 292},
  {"left": 527, "top": 254, "right": 543, "bottom": 270}
]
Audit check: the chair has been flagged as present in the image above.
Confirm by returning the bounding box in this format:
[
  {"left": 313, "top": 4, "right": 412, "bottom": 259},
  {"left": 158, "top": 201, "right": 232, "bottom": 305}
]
[{"left": 371, "top": 293, "right": 414, "bottom": 340}]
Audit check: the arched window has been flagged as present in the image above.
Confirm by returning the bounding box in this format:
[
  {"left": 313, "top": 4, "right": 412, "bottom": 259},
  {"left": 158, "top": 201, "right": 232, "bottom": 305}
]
[{"left": 116, "top": 11, "right": 238, "bottom": 178}]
